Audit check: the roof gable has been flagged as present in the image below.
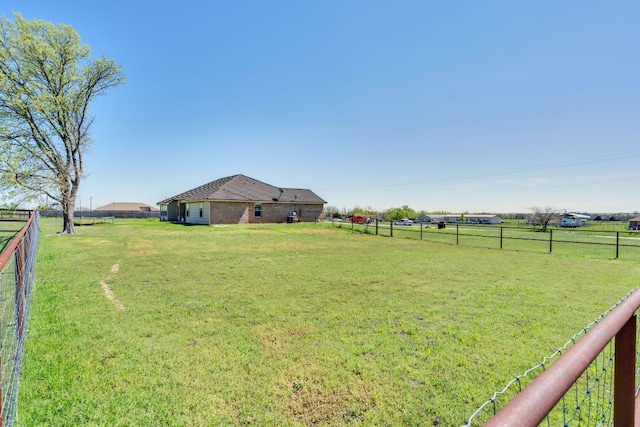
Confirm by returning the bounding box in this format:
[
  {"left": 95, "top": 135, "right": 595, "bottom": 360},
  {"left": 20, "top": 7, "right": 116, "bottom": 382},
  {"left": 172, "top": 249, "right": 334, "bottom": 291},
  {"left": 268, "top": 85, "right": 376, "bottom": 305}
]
[{"left": 159, "top": 174, "right": 326, "bottom": 205}]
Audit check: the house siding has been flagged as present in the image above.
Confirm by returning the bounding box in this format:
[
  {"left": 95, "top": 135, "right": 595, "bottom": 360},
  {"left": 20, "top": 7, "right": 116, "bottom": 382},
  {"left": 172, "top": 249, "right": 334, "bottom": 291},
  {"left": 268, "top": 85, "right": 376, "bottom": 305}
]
[
  {"left": 165, "top": 201, "right": 179, "bottom": 221},
  {"left": 185, "top": 202, "right": 210, "bottom": 225}
]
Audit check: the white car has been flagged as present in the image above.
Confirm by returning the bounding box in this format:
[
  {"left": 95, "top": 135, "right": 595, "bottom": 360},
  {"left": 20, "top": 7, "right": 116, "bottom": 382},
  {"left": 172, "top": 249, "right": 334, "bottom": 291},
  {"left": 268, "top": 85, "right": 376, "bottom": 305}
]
[{"left": 394, "top": 219, "right": 413, "bottom": 226}]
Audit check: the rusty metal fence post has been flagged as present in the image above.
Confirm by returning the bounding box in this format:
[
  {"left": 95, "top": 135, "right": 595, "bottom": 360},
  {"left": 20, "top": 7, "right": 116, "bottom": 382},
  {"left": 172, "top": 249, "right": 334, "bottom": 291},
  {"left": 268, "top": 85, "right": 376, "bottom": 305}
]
[{"left": 614, "top": 314, "right": 636, "bottom": 426}]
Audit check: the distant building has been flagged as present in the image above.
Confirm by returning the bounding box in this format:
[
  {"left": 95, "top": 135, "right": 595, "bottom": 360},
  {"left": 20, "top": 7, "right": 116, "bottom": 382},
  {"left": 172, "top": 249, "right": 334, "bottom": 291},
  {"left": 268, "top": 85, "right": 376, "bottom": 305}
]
[
  {"left": 95, "top": 202, "right": 159, "bottom": 213},
  {"left": 629, "top": 216, "right": 640, "bottom": 231},
  {"left": 429, "top": 214, "right": 502, "bottom": 224},
  {"left": 560, "top": 213, "right": 590, "bottom": 227}
]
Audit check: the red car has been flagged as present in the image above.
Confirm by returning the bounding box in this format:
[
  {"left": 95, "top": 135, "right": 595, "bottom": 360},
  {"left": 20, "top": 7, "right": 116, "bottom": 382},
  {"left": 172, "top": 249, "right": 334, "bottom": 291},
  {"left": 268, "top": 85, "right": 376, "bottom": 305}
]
[{"left": 349, "top": 216, "right": 370, "bottom": 224}]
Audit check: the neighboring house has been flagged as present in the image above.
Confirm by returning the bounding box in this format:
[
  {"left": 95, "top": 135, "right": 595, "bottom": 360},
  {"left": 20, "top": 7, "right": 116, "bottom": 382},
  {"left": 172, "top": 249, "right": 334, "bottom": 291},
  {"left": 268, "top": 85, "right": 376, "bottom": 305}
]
[
  {"left": 95, "top": 202, "right": 159, "bottom": 213},
  {"left": 430, "top": 214, "right": 502, "bottom": 225},
  {"left": 560, "top": 213, "right": 590, "bottom": 227},
  {"left": 629, "top": 216, "right": 640, "bottom": 231},
  {"left": 91, "top": 202, "right": 160, "bottom": 218},
  {"left": 416, "top": 215, "right": 432, "bottom": 223},
  {"left": 158, "top": 174, "right": 326, "bottom": 225}
]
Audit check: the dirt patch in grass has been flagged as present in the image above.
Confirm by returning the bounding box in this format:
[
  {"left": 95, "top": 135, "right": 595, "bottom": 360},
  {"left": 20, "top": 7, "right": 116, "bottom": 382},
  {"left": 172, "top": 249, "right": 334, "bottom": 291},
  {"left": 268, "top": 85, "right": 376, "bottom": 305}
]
[
  {"left": 283, "top": 374, "right": 373, "bottom": 425},
  {"left": 101, "top": 260, "right": 125, "bottom": 311},
  {"left": 257, "top": 325, "right": 311, "bottom": 352}
]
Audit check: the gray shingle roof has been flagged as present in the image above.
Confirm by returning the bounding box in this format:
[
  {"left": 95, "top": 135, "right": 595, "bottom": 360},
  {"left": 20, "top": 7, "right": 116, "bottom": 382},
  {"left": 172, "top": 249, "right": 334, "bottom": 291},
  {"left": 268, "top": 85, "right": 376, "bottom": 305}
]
[{"left": 158, "top": 174, "right": 326, "bottom": 205}]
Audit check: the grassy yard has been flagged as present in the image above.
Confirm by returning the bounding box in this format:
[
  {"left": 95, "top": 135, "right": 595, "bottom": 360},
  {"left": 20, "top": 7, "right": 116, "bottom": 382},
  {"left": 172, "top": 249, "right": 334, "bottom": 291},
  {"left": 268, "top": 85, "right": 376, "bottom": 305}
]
[
  {"left": 0, "top": 219, "right": 28, "bottom": 253},
  {"left": 18, "top": 218, "right": 640, "bottom": 426},
  {"left": 340, "top": 221, "right": 640, "bottom": 260}
]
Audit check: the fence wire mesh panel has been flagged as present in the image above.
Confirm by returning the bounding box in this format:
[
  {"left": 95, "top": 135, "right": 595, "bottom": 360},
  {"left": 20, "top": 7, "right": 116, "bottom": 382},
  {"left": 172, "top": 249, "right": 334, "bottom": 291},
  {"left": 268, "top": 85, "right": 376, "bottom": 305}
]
[
  {"left": 332, "top": 221, "right": 640, "bottom": 260},
  {"left": 462, "top": 289, "right": 639, "bottom": 427},
  {"left": 0, "top": 211, "right": 39, "bottom": 427}
]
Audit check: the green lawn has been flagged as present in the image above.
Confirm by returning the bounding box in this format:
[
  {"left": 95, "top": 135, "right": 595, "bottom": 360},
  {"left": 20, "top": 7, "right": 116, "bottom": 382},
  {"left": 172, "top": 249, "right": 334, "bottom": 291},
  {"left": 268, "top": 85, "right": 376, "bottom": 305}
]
[
  {"left": 339, "top": 221, "right": 640, "bottom": 260},
  {"left": 18, "top": 218, "right": 640, "bottom": 426},
  {"left": 0, "top": 219, "right": 28, "bottom": 253}
]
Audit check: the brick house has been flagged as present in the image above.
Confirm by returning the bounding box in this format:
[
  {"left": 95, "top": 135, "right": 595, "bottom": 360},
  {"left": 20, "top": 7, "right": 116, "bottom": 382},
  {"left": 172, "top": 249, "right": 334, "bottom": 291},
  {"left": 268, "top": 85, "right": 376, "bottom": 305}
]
[{"left": 158, "top": 174, "right": 326, "bottom": 225}]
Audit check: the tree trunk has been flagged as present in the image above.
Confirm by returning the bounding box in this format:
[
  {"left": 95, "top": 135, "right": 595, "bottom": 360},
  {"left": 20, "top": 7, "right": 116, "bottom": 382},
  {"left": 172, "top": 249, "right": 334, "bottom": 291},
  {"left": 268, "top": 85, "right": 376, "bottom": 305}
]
[
  {"left": 61, "top": 192, "right": 77, "bottom": 234},
  {"left": 62, "top": 209, "right": 76, "bottom": 234}
]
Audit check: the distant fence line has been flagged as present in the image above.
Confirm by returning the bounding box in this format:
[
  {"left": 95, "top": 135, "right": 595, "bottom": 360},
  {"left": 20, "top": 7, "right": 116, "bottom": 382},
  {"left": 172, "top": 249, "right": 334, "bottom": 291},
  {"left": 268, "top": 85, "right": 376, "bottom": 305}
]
[
  {"left": 39, "top": 209, "right": 161, "bottom": 220},
  {"left": 0, "top": 210, "right": 32, "bottom": 221},
  {"left": 0, "top": 211, "right": 40, "bottom": 427},
  {"left": 332, "top": 220, "right": 640, "bottom": 260}
]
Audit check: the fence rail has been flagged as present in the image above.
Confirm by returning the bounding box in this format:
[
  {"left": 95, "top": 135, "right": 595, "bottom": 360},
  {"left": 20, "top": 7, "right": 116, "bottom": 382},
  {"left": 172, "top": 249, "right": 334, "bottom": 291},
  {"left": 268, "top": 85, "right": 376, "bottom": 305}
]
[
  {"left": 0, "top": 211, "right": 40, "bottom": 427},
  {"left": 333, "top": 220, "right": 640, "bottom": 260},
  {"left": 462, "top": 286, "right": 640, "bottom": 426}
]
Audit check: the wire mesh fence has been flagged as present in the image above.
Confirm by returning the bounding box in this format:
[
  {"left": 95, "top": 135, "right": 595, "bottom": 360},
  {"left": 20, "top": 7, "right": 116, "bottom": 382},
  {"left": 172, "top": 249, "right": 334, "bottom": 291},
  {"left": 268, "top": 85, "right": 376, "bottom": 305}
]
[
  {"left": 0, "top": 211, "right": 40, "bottom": 427},
  {"left": 462, "top": 288, "right": 639, "bottom": 426},
  {"left": 332, "top": 220, "right": 640, "bottom": 260}
]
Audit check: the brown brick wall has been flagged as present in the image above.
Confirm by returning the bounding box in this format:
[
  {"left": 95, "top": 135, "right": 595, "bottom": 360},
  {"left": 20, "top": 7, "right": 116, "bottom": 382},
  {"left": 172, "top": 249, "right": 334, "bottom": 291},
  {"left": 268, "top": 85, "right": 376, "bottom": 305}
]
[
  {"left": 208, "top": 202, "right": 324, "bottom": 224},
  {"left": 209, "top": 202, "right": 250, "bottom": 224}
]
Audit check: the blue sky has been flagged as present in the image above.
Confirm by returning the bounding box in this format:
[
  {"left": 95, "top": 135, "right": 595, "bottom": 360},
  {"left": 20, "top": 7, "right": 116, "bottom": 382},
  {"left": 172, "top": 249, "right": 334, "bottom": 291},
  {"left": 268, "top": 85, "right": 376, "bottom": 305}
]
[{"left": 3, "top": 1, "right": 640, "bottom": 213}]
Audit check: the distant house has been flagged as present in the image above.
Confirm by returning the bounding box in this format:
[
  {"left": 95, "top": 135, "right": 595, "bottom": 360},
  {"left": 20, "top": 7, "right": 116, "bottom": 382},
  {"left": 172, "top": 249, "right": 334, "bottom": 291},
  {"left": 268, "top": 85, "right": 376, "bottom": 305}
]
[
  {"left": 416, "top": 215, "right": 432, "bottom": 223},
  {"left": 629, "top": 216, "right": 640, "bottom": 231},
  {"left": 560, "top": 213, "right": 590, "bottom": 227},
  {"left": 430, "top": 214, "right": 502, "bottom": 225},
  {"left": 93, "top": 202, "right": 159, "bottom": 219},
  {"left": 158, "top": 174, "right": 326, "bottom": 225},
  {"left": 95, "top": 202, "right": 159, "bottom": 213}
]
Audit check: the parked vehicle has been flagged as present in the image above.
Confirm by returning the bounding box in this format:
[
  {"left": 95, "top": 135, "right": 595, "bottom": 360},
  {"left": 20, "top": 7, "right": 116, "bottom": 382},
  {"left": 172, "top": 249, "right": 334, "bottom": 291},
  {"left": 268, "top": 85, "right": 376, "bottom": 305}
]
[
  {"left": 393, "top": 219, "right": 413, "bottom": 226},
  {"left": 349, "top": 216, "right": 371, "bottom": 224}
]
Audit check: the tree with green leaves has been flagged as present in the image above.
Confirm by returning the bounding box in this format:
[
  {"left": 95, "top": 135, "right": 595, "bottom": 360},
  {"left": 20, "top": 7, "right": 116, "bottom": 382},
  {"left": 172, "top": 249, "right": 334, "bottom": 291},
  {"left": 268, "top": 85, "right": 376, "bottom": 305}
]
[
  {"left": 384, "top": 205, "right": 417, "bottom": 221},
  {"left": 0, "top": 13, "right": 125, "bottom": 234}
]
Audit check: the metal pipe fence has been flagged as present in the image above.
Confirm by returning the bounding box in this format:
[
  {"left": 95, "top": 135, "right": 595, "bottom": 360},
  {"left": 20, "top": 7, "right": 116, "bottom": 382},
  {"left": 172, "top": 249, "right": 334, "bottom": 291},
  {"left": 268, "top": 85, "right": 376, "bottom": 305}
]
[
  {"left": 333, "top": 220, "right": 640, "bottom": 260},
  {"left": 462, "top": 286, "right": 640, "bottom": 426},
  {"left": 0, "top": 211, "right": 40, "bottom": 427}
]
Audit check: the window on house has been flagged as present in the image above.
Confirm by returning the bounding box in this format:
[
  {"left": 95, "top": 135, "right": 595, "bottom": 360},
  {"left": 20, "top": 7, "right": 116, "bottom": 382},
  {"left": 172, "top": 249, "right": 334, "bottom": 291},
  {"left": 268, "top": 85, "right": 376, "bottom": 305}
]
[
  {"left": 199, "top": 203, "right": 203, "bottom": 218},
  {"left": 186, "top": 203, "right": 190, "bottom": 218},
  {"left": 254, "top": 203, "right": 262, "bottom": 218}
]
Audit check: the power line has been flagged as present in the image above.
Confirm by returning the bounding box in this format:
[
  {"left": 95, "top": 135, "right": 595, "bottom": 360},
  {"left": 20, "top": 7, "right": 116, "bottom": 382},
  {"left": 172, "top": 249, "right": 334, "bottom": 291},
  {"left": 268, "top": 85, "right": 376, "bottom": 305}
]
[{"left": 316, "top": 148, "right": 640, "bottom": 191}]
